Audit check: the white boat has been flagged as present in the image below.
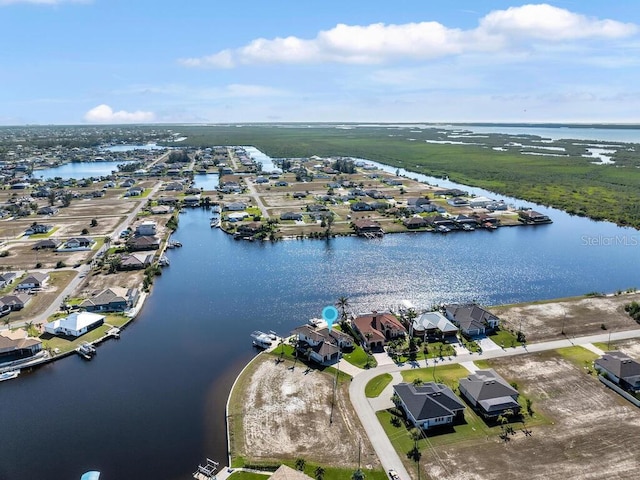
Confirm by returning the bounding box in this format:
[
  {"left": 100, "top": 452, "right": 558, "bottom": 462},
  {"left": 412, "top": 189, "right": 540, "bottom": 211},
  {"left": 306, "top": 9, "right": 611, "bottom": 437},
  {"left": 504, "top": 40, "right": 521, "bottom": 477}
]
[
  {"left": 251, "top": 331, "right": 273, "bottom": 349},
  {"left": 159, "top": 255, "right": 170, "bottom": 266},
  {"left": 0, "top": 370, "right": 20, "bottom": 382},
  {"left": 76, "top": 342, "right": 97, "bottom": 359}
]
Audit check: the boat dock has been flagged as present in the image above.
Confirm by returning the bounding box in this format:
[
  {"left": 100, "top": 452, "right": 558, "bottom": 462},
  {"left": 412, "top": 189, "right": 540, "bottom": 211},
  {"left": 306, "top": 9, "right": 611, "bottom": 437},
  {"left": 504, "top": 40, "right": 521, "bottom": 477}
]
[{"left": 193, "top": 458, "right": 219, "bottom": 480}]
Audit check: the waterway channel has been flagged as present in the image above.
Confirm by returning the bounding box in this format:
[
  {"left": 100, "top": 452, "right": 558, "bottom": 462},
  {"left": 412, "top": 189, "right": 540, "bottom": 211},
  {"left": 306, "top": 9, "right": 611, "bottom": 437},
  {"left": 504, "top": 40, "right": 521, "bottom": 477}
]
[{"left": 1, "top": 145, "right": 640, "bottom": 480}]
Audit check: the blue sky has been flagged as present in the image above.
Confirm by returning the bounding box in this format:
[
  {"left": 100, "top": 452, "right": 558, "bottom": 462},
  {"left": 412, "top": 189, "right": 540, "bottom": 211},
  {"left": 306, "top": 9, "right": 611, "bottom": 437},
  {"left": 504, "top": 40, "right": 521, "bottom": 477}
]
[{"left": 1, "top": 0, "right": 639, "bottom": 124}]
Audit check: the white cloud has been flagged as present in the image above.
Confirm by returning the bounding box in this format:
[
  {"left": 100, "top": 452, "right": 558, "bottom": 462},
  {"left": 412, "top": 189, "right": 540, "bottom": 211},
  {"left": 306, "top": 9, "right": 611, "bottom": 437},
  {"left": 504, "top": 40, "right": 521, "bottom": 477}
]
[
  {"left": 84, "top": 104, "right": 155, "bottom": 124},
  {"left": 0, "top": 0, "right": 89, "bottom": 5},
  {"left": 479, "top": 4, "right": 638, "bottom": 40},
  {"left": 180, "top": 4, "right": 638, "bottom": 68}
]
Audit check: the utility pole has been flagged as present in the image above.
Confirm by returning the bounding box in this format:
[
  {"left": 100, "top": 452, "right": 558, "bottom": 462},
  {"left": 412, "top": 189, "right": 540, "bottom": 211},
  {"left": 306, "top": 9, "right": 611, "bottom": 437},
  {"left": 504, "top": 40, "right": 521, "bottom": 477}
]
[{"left": 330, "top": 345, "right": 341, "bottom": 424}]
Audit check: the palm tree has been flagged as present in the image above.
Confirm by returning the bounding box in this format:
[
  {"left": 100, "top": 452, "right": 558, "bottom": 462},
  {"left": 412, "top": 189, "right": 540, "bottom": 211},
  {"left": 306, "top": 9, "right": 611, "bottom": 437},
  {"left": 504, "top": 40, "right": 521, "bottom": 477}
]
[
  {"left": 314, "top": 466, "right": 325, "bottom": 480},
  {"left": 336, "top": 296, "right": 350, "bottom": 323},
  {"left": 295, "top": 458, "right": 306, "bottom": 471},
  {"left": 351, "top": 468, "right": 365, "bottom": 480}
]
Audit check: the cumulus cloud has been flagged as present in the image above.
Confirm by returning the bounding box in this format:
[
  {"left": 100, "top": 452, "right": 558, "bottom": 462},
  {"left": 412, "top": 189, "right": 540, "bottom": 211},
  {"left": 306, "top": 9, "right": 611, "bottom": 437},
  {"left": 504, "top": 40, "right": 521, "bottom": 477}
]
[
  {"left": 180, "top": 4, "right": 638, "bottom": 68},
  {"left": 84, "top": 104, "right": 155, "bottom": 124},
  {"left": 0, "top": 0, "right": 88, "bottom": 5}
]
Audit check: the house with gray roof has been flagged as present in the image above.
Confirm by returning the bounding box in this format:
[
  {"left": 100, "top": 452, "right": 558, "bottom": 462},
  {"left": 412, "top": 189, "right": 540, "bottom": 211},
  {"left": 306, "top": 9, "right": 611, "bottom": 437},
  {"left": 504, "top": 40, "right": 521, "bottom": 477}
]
[
  {"left": 16, "top": 272, "right": 49, "bottom": 290},
  {"left": 394, "top": 382, "right": 466, "bottom": 430},
  {"left": 595, "top": 351, "right": 640, "bottom": 392},
  {"left": 80, "top": 287, "right": 139, "bottom": 313},
  {"left": 291, "top": 322, "right": 354, "bottom": 365},
  {"left": 444, "top": 304, "right": 500, "bottom": 337},
  {"left": 458, "top": 369, "right": 520, "bottom": 419},
  {"left": 0, "top": 293, "right": 31, "bottom": 315},
  {"left": 412, "top": 311, "right": 458, "bottom": 340},
  {"left": 0, "top": 272, "right": 16, "bottom": 289}
]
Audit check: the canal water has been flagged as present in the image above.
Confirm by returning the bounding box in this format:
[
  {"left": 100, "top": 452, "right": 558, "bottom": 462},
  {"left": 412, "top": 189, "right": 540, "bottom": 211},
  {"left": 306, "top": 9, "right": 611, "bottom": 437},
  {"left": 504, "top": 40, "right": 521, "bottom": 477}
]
[{"left": 1, "top": 145, "right": 640, "bottom": 479}]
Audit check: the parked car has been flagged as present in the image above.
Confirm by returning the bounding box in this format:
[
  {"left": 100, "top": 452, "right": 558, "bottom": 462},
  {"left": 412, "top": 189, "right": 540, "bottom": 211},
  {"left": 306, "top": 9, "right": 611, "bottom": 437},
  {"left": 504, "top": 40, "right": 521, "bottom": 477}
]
[{"left": 388, "top": 470, "right": 400, "bottom": 480}]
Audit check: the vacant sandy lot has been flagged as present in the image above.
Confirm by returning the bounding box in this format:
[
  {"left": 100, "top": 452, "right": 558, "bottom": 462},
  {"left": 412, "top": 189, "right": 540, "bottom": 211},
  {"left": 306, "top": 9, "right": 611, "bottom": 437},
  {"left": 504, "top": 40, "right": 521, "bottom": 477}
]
[
  {"left": 491, "top": 292, "right": 640, "bottom": 342},
  {"left": 231, "top": 355, "right": 380, "bottom": 469},
  {"left": 423, "top": 351, "right": 640, "bottom": 480}
]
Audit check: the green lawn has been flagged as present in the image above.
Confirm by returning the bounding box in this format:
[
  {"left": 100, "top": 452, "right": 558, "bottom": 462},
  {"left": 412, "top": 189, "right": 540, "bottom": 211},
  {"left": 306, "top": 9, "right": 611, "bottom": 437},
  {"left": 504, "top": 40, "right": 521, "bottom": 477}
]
[
  {"left": 556, "top": 346, "right": 599, "bottom": 370},
  {"left": 39, "top": 315, "right": 128, "bottom": 355},
  {"left": 401, "top": 363, "right": 470, "bottom": 389},
  {"left": 489, "top": 329, "right": 522, "bottom": 348},
  {"left": 593, "top": 341, "right": 616, "bottom": 352},
  {"left": 228, "top": 472, "right": 268, "bottom": 480},
  {"left": 342, "top": 345, "right": 376, "bottom": 369},
  {"left": 390, "top": 340, "right": 457, "bottom": 363},
  {"left": 239, "top": 461, "right": 387, "bottom": 480},
  {"left": 29, "top": 226, "right": 60, "bottom": 239},
  {"left": 365, "top": 373, "right": 393, "bottom": 398}
]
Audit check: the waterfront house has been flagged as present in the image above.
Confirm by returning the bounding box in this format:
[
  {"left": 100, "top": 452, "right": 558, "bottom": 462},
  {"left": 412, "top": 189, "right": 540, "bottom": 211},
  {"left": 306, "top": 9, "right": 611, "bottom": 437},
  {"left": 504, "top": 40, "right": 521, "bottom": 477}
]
[
  {"left": 469, "top": 196, "right": 494, "bottom": 208},
  {"left": 447, "top": 197, "right": 469, "bottom": 207},
  {"left": 426, "top": 215, "right": 455, "bottom": 229},
  {"left": 444, "top": 304, "right": 499, "bottom": 337},
  {"left": 135, "top": 220, "right": 157, "bottom": 236},
  {"left": 157, "top": 195, "right": 180, "bottom": 206},
  {"left": 0, "top": 293, "right": 31, "bottom": 314},
  {"left": 453, "top": 214, "right": 478, "bottom": 226},
  {"left": 127, "top": 235, "right": 160, "bottom": 251},
  {"left": 292, "top": 325, "right": 340, "bottom": 364},
  {"left": 458, "top": 369, "right": 520, "bottom": 419},
  {"left": 118, "top": 252, "right": 154, "bottom": 270},
  {"left": 352, "top": 311, "right": 406, "bottom": 351},
  {"left": 352, "top": 219, "right": 384, "bottom": 236},
  {"left": 518, "top": 209, "right": 552, "bottom": 224},
  {"left": 412, "top": 311, "right": 458, "bottom": 340},
  {"left": 16, "top": 272, "right": 49, "bottom": 290},
  {"left": 595, "top": 351, "right": 640, "bottom": 392},
  {"left": 0, "top": 272, "right": 16, "bottom": 289},
  {"left": 44, "top": 311, "right": 105, "bottom": 337},
  {"left": 403, "top": 216, "right": 429, "bottom": 229},
  {"left": 183, "top": 195, "right": 201, "bottom": 207},
  {"left": 235, "top": 223, "right": 262, "bottom": 238},
  {"left": 393, "top": 382, "right": 466, "bottom": 430},
  {"left": 80, "top": 287, "right": 139, "bottom": 313},
  {"left": 0, "top": 330, "right": 42, "bottom": 361},
  {"left": 150, "top": 205, "right": 172, "bottom": 215}
]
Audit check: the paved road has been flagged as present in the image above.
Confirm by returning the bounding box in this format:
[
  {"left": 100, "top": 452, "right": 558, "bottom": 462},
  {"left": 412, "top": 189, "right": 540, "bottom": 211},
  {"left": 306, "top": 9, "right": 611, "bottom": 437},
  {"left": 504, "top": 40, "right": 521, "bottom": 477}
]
[
  {"left": 347, "top": 327, "right": 640, "bottom": 480},
  {"left": 244, "top": 178, "right": 270, "bottom": 219},
  {"left": 1, "top": 178, "right": 164, "bottom": 332}
]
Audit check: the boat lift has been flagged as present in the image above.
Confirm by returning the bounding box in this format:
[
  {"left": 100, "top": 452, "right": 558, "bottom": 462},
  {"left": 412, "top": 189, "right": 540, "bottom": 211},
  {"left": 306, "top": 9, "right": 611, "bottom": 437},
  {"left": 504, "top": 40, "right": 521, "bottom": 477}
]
[{"left": 193, "top": 458, "right": 219, "bottom": 480}]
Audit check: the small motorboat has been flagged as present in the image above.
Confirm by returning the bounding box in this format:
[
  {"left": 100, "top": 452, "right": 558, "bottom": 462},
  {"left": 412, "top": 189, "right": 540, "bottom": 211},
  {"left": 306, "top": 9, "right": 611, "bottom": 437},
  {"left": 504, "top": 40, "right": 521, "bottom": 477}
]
[
  {"left": 0, "top": 370, "right": 20, "bottom": 382},
  {"left": 251, "top": 331, "right": 273, "bottom": 349}
]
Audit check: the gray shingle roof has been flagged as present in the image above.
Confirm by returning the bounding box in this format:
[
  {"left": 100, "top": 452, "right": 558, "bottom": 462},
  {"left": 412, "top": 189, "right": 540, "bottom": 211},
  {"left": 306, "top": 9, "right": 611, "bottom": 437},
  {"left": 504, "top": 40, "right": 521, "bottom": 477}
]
[
  {"left": 459, "top": 369, "right": 518, "bottom": 403},
  {"left": 394, "top": 382, "right": 465, "bottom": 422},
  {"left": 595, "top": 351, "right": 640, "bottom": 383}
]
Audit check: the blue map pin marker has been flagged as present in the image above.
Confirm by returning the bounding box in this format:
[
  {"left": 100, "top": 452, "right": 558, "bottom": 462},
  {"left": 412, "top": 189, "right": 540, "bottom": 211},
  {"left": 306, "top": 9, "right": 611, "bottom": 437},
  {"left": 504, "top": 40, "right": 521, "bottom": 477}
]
[{"left": 322, "top": 305, "right": 339, "bottom": 330}]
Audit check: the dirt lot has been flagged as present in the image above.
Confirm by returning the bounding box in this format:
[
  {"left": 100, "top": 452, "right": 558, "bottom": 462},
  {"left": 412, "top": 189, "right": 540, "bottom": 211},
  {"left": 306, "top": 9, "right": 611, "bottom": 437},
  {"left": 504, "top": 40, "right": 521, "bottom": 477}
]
[
  {"left": 423, "top": 351, "right": 640, "bottom": 480},
  {"left": 491, "top": 292, "right": 640, "bottom": 343},
  {"left": 230, "top": 354, "right": 380, "bottom": 469}
]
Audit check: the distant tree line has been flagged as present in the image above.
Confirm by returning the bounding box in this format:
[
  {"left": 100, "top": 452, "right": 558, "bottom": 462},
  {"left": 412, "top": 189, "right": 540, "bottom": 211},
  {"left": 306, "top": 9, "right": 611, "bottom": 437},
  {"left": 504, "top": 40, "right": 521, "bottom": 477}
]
[
  {"left": 168, "top": 150, "right": 189, "bottom": 163},
  {"left": 332, "top": 158, "right": 356, "bottom": 174}
]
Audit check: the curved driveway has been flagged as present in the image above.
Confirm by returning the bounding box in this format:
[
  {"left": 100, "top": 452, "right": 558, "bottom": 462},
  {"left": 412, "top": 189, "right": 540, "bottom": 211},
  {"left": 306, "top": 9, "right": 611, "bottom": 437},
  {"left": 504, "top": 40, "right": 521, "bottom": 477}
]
[{"left": 347, "top": 328, "right": 640, "bottom": 480}]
